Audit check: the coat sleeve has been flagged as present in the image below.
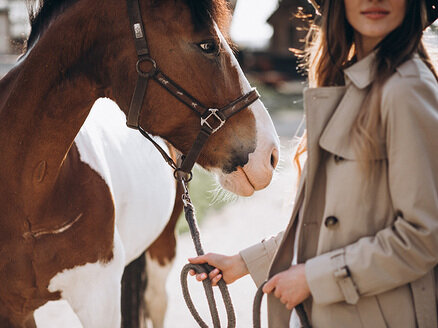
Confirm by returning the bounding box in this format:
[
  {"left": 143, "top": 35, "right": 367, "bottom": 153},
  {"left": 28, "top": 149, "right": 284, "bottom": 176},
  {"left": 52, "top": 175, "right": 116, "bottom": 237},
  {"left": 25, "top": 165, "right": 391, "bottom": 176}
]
[
  {"left": 239, "top": 231, "right": 284, "bottom": 287},
  {"left": 305, "top": 72, "right": 438, "bottom": 305}
]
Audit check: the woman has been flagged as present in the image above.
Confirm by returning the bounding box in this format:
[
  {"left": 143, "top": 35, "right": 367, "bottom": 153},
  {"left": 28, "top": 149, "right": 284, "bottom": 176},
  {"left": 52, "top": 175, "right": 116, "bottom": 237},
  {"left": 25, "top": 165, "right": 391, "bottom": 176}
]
[{"left": 190, "top": 0, "right": 438, "bottom": 327}]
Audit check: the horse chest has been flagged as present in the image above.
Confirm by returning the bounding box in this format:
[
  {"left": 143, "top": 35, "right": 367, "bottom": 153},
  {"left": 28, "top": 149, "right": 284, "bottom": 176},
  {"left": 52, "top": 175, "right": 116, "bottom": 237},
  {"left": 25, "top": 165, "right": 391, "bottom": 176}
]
[{"left": 0, "top": 146, "right": 115, "bottom": 323}]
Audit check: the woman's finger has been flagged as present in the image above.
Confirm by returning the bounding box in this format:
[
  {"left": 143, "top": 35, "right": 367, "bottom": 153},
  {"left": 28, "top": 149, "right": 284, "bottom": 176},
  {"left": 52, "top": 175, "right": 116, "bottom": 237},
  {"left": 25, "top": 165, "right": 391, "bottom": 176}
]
[
  {"left": 209, "top": 268, "right": 220, "bottom": 279},
  {"left": 262, "top": 278, "right": 276, "bottom": 294},
  {"left": 196, "top": 273, "right": 208, "bottom": 281},
  {"left": 189, "top": 253, "right": 223, "bottom": 268},
  {"left": 188, "top": 255, "right": 209, "bottom": 264},
  {"left": 211, "top": 274, "right": 222, "bottom": 286}
]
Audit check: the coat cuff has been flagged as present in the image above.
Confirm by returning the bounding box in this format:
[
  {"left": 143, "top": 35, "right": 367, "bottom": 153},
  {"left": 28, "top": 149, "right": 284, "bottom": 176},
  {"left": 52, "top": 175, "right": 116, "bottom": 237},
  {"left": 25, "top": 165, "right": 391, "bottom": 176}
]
[
  {"left": 239, "top": 235, "right": 281, "bottom": 287},
  {"left": 305, "top": 248, "right": 360, "bottom": 305}
]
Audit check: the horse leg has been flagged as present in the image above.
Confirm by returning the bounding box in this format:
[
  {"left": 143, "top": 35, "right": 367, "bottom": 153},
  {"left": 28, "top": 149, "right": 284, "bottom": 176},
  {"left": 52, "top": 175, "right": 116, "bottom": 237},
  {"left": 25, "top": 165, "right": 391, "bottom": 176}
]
[
  {"left": 121, "top": 249, "right": 175, "bottom": 328},
  {"left": 48, "top": 229, "right": 126, "bottom": 328},
  {"left": 121, "top": 252, "right": 148, "bottom": 328},
  {"left": 143, "top": 251, "right": 175, "bottom": 328},
  {"left": 143, "top": 180, "right": 184, "bottom": 328}
]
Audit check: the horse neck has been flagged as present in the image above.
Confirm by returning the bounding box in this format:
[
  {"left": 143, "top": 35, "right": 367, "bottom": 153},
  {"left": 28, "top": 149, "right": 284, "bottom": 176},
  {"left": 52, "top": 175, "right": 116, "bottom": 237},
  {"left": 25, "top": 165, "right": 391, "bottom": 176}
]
[{"left": 0, "top": 1, "right": 108, "bottom": 214}]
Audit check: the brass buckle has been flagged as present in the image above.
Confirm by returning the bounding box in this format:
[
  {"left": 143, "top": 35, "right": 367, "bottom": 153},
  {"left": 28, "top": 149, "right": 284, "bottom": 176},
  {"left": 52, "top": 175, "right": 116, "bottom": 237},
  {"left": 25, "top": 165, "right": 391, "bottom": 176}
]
[{"left": 201, "top": 108, "right": 225, "bottom": 133}]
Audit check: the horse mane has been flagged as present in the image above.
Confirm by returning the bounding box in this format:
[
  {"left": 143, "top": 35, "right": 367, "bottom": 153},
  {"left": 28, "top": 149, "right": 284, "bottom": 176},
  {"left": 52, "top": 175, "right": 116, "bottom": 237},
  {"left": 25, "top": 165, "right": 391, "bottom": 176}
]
[
  {"left": 25, "top": 0, "right": 75, "bottom": 49},
  {"left": 24, "top": 0, "right": 231, "bottom": 51}
]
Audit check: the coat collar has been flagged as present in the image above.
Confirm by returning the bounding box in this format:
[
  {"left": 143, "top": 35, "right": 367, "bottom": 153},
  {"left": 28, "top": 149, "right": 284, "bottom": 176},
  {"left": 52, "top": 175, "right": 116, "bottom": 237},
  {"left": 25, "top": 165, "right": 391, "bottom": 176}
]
[
  {"left": 318, "top": 51, "right": 388, "bottom": 160},
  {"left": 344, "top": 52, "right": 377, "bottom": 89}
]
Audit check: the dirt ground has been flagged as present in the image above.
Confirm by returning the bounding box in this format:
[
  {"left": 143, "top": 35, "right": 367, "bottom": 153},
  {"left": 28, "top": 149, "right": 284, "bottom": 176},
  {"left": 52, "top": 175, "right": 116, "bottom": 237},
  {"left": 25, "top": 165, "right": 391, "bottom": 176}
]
[{"left": 34, "top": 111, "right": 303, "bottom": 327}]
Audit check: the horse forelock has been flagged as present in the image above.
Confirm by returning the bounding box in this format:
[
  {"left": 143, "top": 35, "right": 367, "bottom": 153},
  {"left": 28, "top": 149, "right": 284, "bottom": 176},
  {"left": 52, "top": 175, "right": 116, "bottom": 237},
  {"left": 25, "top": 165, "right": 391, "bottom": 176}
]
[
  {"left": 183, "top": 0, "right": 231, "bottom": 34},
  {"left": 151, "top": 0, "right": 231, "bottom": 34}
]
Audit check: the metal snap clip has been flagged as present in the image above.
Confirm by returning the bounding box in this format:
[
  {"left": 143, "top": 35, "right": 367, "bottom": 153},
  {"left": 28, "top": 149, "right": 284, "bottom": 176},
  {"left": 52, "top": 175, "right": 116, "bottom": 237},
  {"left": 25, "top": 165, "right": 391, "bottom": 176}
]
[{"left": 174, "top": 168, "right": 193, "bottom": 182}]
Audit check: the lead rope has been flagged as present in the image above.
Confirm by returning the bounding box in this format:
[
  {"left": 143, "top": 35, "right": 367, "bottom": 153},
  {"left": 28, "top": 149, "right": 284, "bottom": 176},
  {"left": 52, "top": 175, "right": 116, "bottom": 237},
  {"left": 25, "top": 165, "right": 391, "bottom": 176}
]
[
  {"left": 134, "top": 128, "right": 237, "bottom": 326},
  {"left": 135, "top": 132, "right": 311, "bottom": 327},
  {"left": 179, "top": 179, "right": 236, "bottom": 328},
  {"left": 253, "top": 282, "right": 311, "bottom": 328},
  {"left": 135, "top": 132, "right": 309, "bottom": 328}
]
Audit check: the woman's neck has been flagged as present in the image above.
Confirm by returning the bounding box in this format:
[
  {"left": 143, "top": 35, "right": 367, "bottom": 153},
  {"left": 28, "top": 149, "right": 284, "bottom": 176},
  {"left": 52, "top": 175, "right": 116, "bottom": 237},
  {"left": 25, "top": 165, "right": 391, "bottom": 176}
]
[{"left": 355, "top": 32, "right": 383, "bottom": 60}]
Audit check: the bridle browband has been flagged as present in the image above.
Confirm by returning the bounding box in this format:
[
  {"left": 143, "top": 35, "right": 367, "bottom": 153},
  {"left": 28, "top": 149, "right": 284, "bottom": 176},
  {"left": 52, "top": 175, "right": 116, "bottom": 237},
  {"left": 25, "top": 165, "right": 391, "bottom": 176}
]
[{"left": 126, "top": 0, "right": 260, "bottom": 180}]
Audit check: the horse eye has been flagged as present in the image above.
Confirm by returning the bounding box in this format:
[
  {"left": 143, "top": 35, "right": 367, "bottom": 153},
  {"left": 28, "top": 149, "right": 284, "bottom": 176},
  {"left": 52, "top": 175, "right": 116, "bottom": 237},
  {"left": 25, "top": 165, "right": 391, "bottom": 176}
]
[{"left": 198, "top": 41, "right": 219, "bottom": 55}]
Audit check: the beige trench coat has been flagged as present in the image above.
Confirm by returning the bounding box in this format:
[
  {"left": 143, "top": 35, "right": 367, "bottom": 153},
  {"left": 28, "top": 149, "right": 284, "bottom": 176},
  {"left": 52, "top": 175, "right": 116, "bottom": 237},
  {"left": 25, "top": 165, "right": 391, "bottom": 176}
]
[{"left": 240, "top": 53, "right": 438, "bottom": 328}]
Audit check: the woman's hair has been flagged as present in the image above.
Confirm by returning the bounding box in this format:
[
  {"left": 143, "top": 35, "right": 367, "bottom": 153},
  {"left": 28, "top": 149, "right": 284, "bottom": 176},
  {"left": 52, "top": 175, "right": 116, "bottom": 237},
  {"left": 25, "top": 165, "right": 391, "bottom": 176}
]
[{"left": 295, "top": 0, "right": 438, "bottom": 176}]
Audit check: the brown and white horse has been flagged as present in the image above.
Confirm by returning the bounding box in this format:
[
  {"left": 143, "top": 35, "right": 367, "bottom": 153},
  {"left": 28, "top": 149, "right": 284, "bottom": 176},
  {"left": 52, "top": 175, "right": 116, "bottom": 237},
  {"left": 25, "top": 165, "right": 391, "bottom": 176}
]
[{"left": 0, "top": 0, "right": 279, "bottom": 327}]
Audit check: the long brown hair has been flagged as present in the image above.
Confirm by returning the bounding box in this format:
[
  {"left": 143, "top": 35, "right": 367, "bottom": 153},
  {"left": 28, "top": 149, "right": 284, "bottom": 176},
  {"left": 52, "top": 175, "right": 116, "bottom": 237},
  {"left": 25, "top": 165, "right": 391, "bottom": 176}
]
[{"left": 295, "top": 0, "right": 438, "bottom": 176}]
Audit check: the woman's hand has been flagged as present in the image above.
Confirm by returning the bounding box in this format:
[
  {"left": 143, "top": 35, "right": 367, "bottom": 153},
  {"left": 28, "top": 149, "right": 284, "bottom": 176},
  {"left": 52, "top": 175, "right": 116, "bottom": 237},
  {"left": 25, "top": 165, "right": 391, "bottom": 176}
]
[
  {"left": 188, "top": 253, "right": 249, "bottom": 286},
  {"left": 262, "top": 264, "right": 310, "bottom": 310}
]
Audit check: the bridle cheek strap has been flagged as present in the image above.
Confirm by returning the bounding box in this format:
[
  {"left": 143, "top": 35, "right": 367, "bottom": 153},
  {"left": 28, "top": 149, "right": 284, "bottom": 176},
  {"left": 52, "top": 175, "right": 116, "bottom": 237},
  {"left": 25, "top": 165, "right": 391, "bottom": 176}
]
[{"left": 125, "top": 0, "right": 259, "bottom": 179}]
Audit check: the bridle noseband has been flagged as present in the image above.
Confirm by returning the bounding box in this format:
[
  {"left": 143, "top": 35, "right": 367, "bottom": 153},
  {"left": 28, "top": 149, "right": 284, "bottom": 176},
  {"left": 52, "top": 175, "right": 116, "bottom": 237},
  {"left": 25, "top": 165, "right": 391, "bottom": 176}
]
[{"left": 126, "top": 0, "right": 260, "bottom": 180}]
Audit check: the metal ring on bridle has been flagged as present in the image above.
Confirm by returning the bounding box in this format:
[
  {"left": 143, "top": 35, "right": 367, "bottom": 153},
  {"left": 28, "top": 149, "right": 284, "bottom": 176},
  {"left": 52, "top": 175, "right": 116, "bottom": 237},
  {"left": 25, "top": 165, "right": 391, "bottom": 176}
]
[
  {"left": 174, "top": 168, "right": 193, "bottom": 182},
  {"left": 136, "top": 56, "right": 157, "bottom": 78}
]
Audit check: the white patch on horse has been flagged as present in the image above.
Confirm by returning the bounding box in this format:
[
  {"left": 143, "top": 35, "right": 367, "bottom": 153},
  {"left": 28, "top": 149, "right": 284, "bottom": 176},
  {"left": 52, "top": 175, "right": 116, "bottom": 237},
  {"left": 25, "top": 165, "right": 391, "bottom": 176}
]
[
  {"left": 47, "top": 228, "right": 126, "bottom": 328},
  {"left": 144, "top": 252, "right": 174, "bottom": 328},
  {"left": 74, "top": 98, "right": 176, "bottom": 264},
  {"left": 36, "top": 98, "right": 176, "bottom": 326}
]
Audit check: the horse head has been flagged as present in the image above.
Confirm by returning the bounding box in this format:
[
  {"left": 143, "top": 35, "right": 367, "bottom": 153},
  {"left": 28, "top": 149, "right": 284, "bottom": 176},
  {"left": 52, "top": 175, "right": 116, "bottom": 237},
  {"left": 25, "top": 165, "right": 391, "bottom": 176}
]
[{"left": 107, "top": 0, "right": 280, "bottom": 196}]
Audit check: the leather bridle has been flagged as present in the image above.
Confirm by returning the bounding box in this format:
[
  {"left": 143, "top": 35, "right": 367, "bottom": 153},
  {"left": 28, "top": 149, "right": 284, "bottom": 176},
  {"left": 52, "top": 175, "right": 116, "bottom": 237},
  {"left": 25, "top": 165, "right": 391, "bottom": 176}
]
[{"left": 126, "top": 0, "right": 260, "bottom": 180}]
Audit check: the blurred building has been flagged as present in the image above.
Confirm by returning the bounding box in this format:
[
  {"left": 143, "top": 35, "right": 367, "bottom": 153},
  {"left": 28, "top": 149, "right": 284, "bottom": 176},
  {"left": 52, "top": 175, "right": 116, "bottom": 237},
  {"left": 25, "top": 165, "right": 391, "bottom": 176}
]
[
  {"left": 237, "top": 0, "right": 313, "bottom": 84},
  {"left": 0, "top": 0, "right": 29, "bottom": 54},
  {"left": 0, "top": 4, "right": 10, "bottom": 53},
  {"left": 229, "top": 0, "right": 237, "bottom": 11},
  {"left": 267, "top": 0, "right": 311, "bottom": 55}
]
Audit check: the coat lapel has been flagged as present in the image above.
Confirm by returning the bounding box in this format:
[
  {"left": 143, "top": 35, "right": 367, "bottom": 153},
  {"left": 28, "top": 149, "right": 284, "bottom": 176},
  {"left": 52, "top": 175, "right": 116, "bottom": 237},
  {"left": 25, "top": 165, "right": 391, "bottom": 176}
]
[
  {"left": 303, "top": 86, "right": 347, "bottom": 208},
  {"left": 318, "top": 53, "right": 386, "bottom": 160},
  {"left": 266, "top": 86, "right": 347, "bottom": 328}
]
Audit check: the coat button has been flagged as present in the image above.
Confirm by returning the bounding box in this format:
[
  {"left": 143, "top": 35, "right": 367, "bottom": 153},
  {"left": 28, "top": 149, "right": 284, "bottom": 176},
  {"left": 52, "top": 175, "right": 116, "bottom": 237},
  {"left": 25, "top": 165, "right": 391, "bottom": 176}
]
[
  {"left": 325, "top": 216, "right": 339, "bottom": 228},
  {"left": 334, "top": 155, "right": 344, "bottom": 163}
]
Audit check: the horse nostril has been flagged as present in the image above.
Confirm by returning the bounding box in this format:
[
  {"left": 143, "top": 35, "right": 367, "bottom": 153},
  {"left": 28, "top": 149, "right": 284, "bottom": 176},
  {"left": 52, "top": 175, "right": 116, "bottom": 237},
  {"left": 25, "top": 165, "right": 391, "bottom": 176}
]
[{"left": 270, "top": 148, "right": 279, "bottom": 169}]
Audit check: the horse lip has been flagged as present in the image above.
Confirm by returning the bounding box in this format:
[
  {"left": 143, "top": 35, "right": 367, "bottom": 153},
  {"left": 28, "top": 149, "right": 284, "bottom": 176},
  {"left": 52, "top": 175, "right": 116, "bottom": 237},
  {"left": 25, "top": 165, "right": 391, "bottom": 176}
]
[{"left": 237, "top": 166, "right": 256, "bottom": 191}]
